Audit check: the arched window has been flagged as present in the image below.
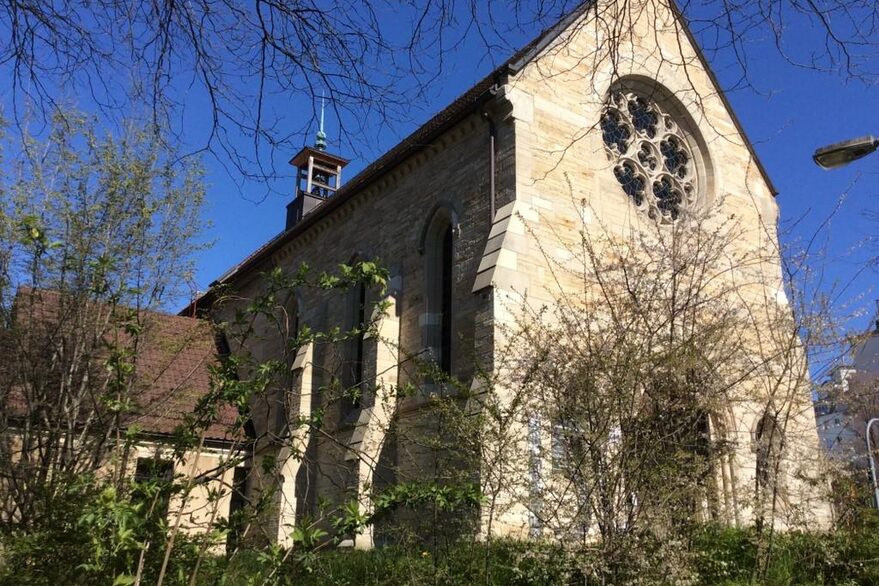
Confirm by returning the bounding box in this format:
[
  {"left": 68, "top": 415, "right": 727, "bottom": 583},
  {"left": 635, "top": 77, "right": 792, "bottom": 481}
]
[
  {"left": 692, "top": 410, "right": 721, "bottom": 522},
  {"left": 755, "top": 412, "right": 784, "bottom": 493},
  {"left": 340, "top": 275, "right": 367, "bottom": 420},
  {"left": 599, "top": 77, "right": 712, "bottom": 224},
  {"left": 269, "top": 291, "right": 302, "bottom": 437},
  {"left": 527, "top": 416, "right": 544, "bottom": 537},
  {"left": 352, "top": 280, "right": 367, "bottom": 400},
  {"left": 284, "top": 291, "right": 300, "bottom": 351},
  {"left": 422, "top": 208, "right": 455, "bottom": 375},
  {"left": 638, "top": 402, "right": 722, "bottom": 522}
]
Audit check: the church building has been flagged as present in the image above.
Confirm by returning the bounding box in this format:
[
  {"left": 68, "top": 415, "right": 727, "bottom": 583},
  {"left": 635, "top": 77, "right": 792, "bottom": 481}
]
[{"left": 190, "top": 0, "right": 833, "bottom": 547}]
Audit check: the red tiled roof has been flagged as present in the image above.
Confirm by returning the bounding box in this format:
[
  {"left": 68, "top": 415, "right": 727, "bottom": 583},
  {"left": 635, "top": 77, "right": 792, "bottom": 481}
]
[
  {"left": 128, "top": 308, "right": 239, "bottom": 441},
  {"left": 5, "top": 289, "right": 239, "bottom": 442}
]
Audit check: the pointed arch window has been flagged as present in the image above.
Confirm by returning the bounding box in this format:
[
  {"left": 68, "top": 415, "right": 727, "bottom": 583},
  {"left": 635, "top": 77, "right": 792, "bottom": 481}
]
[
  {"left": 423, "top": 209, "right": 455, "bottom": 375},
  {"left": 285, "top": 292, "right": 301, "bottom": 352},
  {"left": 352, "top": 279, "right": 367, "bottom": 401},
  {"left": 340, "top": 275, "right": 367, "bottom": 420},
  {"left": 755, "top": 412, "right": 784, "bottom": 495},
  {"left": 691, "top": 410, "right": 722, "bottom": 522},
  {"left": 439, "top": 224, "right": 453, "bottom": 374},
  {"left": 271, "top": 291, "right": 302, "bottom": 437}
]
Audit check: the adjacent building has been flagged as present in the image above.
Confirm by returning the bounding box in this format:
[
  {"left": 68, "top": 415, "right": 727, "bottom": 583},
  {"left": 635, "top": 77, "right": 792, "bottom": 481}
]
[
  {"left": 815, "top": 319, "right": 879, "bottom": 489},
  {"left": 1, "top": 288, "right": 243, "bottom": 545}
]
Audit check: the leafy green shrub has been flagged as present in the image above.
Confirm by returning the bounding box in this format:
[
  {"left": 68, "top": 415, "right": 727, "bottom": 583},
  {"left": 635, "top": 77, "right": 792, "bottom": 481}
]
[
  {"left": 0, "top": 477, "right": 207, "bottom": 586},
  {"left": 244, "top": 527, "right": 879, "bottom": 586},
  {"left": 6, "top": 493, "right": 879, "bottom": 586},
  {"left": 253, "top": 539, "right": 579, "bottom": 586},
  {"left": 692, "top": 524, "right": 879, "bottom": 586}
]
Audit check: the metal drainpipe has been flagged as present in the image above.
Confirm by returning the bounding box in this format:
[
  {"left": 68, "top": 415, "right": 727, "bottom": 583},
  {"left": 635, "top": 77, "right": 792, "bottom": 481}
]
[
  {"left": 483, "top": 110, "right": 497, "bottom": 223},
  {"left": 484, "top": 82, "right": 503, "bottom": 222}
]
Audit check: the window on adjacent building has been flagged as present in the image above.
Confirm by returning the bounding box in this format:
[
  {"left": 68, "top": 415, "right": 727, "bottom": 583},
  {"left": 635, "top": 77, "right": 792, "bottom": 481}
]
[{"left": 133, "top": 457, "right": 174, "bottom": 521}]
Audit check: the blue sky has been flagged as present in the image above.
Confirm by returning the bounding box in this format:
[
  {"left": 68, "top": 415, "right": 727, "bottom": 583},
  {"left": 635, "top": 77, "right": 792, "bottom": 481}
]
[
  {"left": 2, "top": 2, "right": 877, "bottom": 352},
  {"left": 728, "top": 43, "right": 879, "bottom": 333}
]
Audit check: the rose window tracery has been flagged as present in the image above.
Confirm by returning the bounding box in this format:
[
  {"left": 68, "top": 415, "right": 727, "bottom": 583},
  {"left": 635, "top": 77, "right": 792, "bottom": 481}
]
[{"left": 600, "top": 91, "right": 698, "bottom": 223}]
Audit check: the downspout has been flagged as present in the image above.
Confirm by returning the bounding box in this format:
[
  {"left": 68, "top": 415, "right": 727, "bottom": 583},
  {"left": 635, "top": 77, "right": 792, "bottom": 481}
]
[
  {"left": 484, "top": 83, "right": 500, "bottom": 222},
  {"left": 488, "top": 117, "right": 496, "bottom": 221}
]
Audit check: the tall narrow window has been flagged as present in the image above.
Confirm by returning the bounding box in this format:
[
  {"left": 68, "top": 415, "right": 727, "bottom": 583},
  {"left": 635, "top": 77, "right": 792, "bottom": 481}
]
[
  {"left": 341, "top": 279, "right": 366, "bottom": 420},
  {"left": 755, "top": 412, "right": 784, "bottom": 494},
  {"left": 440, "top": 224, "right": 453, "bottom": 374},
  {"left": 691, "top": 411, "right": 720, "bottom": 521},
  {"left": 275, "top": 292, "right": 300, "bottom": 436},
  {"left": 424, "top": 210, "right": 455, "bottom": 376},
  {"left": 527, "top": 416, "right": 544, "bottom": 537},
  {"left": 286, "top": 293, "right": 300, "bottom": 350},
  {"left": 352, "top": 281, "right": 366, "bottom": 406},
  {"left": 226, "top": 466, "right": 249, "bottom": 552}
]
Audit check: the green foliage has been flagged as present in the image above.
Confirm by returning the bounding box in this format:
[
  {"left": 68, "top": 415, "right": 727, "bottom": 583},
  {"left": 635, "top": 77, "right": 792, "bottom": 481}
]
[
  {"left": 185, "top": 529, "right": 879, "bottom": 586},
  {"left": 692, "top": 524, "right": 879, "bottom": 586},
  {"left": 0, "top": 111, "right": 210, "bottom": 533},
  {"left": 0, "top": 476, "right": 205, "bottom": 586},
  {"left": 0, "top": 111, "right": 207, "bottom": 309},
  {"left": 372, "top": 481, "right": 483, "bottom": 520},
  {"left": 190, "top": 539, "right": 580, "bottom": 586}
]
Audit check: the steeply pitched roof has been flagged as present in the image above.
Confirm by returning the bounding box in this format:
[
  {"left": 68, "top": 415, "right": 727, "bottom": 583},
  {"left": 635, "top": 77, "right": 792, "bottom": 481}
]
[
  {"left": 184, "top": 0, "right": 776, "bottom": 314},
  {"left": 5, "top": 289, "right": 238, "bottom": 443}
]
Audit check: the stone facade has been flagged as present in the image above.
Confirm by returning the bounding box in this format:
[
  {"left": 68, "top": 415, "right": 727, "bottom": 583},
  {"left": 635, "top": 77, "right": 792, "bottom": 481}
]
[{"left": 200, "top": 0, "right": 832, "bottom": 546}]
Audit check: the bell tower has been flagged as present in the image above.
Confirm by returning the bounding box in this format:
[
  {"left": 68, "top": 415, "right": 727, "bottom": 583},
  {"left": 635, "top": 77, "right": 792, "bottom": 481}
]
[{"left": 285, "top": 96, "right": 349, "bottom": 229}]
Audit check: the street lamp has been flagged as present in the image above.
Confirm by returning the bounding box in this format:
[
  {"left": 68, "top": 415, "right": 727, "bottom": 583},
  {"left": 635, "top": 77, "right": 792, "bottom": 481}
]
[
  {"left": 813, "top": 135, "right": 879, "bottom": 169},
  {"left": 868, "top": 418, "right": 879, "bottom": 510}
]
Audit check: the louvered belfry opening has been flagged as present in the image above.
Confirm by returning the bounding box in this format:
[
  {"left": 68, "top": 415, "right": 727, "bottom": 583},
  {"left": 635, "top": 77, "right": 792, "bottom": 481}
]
[{"left": 285, "top": 145, "right": 349, "bottom": 230}]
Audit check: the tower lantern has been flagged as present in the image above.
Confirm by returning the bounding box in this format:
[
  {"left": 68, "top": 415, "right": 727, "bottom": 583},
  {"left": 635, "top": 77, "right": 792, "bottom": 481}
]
[{"left": 285, "top": 96, "right": 349, "bottom": 229}]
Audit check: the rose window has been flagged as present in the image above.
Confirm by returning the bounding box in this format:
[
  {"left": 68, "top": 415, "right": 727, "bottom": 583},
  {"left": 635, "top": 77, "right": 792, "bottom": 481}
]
[{"left": 600, "top": 91, "right": 698, "bottom": 223}]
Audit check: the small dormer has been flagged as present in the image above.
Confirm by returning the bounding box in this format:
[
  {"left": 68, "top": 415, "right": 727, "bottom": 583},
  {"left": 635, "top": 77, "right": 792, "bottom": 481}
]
[{"left": 285, "top": 102, "right": 349, "bottom": 229}]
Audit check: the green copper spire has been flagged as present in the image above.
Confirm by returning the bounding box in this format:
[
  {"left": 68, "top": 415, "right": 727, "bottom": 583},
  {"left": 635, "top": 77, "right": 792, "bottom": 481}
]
[{"left": 315, "top": 92, "right": 327, "bottom": 151}]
